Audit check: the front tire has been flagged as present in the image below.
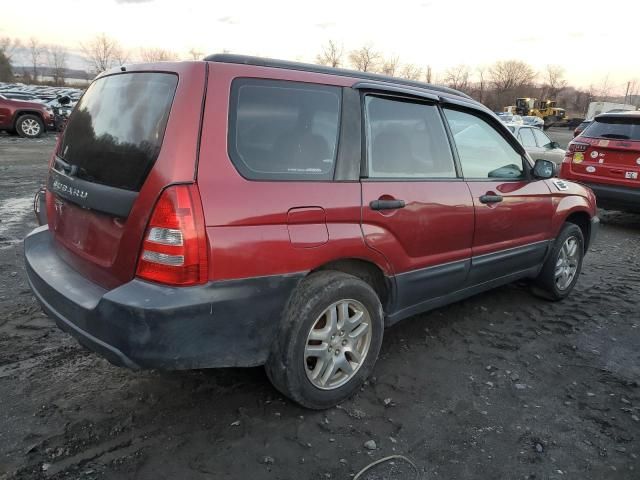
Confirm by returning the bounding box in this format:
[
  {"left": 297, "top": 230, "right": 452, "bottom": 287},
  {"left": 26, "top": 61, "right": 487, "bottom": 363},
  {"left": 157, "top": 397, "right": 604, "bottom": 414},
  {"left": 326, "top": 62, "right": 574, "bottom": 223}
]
[
  {"left": 16, "top": 114, "right": 44, "bottom": 139},
  {"left": 532, "top": 223, "right": 584, "bottom": 301},
  {"left": 266, "top": 271, "right": 384, "bottom": 409}
]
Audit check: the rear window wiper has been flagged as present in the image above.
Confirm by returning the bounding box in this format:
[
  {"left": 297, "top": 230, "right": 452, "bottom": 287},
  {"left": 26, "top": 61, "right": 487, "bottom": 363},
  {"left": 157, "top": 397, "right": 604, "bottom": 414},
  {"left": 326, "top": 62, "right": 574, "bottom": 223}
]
[{"left": 54, "top": 156, "right": 82, "bottom": 177}]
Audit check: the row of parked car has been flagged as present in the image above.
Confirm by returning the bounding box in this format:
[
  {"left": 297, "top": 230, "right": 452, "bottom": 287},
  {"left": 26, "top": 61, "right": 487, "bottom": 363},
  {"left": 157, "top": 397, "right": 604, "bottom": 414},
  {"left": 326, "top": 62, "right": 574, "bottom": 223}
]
[{"left": 0, "top": 83, "right": 83, "bottom": 138}]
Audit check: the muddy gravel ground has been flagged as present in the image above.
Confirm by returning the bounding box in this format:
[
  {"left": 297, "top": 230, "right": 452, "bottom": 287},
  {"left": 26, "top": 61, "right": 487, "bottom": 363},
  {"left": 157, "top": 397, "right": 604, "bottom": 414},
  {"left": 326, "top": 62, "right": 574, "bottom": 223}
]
[{"left": 1, "top": 133, "right": 639, "bottom": 480}]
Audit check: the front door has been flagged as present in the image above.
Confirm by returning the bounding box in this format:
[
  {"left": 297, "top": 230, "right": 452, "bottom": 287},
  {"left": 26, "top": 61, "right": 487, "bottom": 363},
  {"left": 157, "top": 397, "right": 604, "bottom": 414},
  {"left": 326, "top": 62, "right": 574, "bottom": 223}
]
[
  {"left": 443, "top": 107, "right": 554, "bottom": 285},
  {"left": 360, "top": 94, "right": 475, "bottom": 315}
]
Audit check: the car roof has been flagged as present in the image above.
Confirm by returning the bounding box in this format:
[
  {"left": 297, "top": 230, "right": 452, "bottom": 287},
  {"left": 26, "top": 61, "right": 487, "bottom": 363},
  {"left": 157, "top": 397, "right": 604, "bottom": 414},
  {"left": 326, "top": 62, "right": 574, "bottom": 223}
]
[
  {"left": 205, "top": 53, "right": 473, "bottom": 103},
  {"left": 596, "top": 110, "right": 640, "bottom": 120}
]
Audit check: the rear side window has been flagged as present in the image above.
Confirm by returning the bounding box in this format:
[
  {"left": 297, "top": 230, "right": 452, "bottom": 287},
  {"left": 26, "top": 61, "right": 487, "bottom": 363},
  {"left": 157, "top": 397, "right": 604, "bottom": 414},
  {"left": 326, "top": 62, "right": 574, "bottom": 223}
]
[
  {"left": 364, "top": 96, "right": 456, "bottom": 178},
  {"left": 444, "top": 108, "right": 525, "bottom": 179},
  {"left": 583, "top": 116, "right": 640, "bottom": 141},
  {"left": 229, "top": 79, "right": 341, "bottom": 181},
  {"left": 58, "top": 73, "right": 178, "bottom": 191}
]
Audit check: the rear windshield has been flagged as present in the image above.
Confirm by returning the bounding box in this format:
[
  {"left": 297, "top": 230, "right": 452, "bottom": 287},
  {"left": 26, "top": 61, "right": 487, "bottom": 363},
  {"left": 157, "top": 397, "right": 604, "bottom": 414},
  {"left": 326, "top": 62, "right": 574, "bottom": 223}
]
[
  {"left": 58, "top": 72, "right": 178, "bottom": 191},
  {"left": 583, "top": 116, "right": 640, "bottom": 141}
]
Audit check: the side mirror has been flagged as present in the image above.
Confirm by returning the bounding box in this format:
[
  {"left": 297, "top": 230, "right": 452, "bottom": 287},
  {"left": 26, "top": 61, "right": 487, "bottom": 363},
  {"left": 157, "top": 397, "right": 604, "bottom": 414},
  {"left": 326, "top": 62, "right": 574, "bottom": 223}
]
[
  {"left": 548, "top": 141, "right": 560, "bottom": 149},
  {"left": 532, "top": 159, "right": 556, "bottom": 179},
  {"left": 57, "top": 95, "right": 71, "bottom": 105}
]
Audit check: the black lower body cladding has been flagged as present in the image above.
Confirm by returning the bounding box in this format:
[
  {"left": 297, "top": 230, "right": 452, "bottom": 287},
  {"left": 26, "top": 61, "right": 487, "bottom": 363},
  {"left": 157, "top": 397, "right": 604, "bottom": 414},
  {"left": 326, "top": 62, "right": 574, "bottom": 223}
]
[
  {"left": 585, "top": 182, "right": 640, "bottom": 213},
  {"left": 24, "top": 226, "right": 304, "bottom": 369}
]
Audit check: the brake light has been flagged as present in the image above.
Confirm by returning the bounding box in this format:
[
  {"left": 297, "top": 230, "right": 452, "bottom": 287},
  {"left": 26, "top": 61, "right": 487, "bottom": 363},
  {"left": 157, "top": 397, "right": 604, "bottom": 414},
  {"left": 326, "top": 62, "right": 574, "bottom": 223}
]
[{"left": 136, "top": 184, "right": 208, "bottom": 286}]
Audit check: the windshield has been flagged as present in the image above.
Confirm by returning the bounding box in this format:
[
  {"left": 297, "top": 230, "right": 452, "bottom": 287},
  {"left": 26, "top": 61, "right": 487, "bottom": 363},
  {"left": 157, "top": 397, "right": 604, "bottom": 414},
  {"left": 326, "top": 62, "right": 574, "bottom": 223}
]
[
  {"left": 583, "top": 116, "right": 640, "bottom": 141},
  {"left": 58, "top": 72, "right": 178, "bottom": 191}
]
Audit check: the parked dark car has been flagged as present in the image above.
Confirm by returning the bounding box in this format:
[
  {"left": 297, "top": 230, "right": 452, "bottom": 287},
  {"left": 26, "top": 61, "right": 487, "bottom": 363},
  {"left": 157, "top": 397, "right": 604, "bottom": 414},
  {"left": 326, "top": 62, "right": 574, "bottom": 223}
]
[
  {"left": 0, "top": 94, "right": 55, "bottom": 138},
  {"left": 561, "top": 111, "right": 640, "bottom": 213},
  {"left": 574, "top": 120, "right": 592, "bottom": 137},
  {"left": 25, "top": 55, "right": 598, "bottom": 409}
]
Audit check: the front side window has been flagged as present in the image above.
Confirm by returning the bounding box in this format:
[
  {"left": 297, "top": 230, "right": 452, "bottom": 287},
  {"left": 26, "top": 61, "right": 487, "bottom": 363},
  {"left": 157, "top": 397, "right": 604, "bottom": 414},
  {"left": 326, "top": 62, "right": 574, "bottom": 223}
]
[
  {"left": 444, "top": 108, "right": 525, "bottom": 179},
  {"left": 518, "top": 127, "right": 537, "bottom": 148},
  {"left": 228, "top": 79, "right": 341, "bottom": 181},
  {"left": 364, "top": 96, "right": 456, "bottom": 178},
  {"left": 533, "top": 128, "right": 553, "bottom": 148}
]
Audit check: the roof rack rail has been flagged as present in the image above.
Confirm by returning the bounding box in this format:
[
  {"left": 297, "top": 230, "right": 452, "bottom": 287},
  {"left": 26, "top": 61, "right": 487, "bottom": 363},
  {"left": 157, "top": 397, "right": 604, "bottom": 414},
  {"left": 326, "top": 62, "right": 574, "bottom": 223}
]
[{"left": 204, "top": 53, "right": 473, "bottom": 101}]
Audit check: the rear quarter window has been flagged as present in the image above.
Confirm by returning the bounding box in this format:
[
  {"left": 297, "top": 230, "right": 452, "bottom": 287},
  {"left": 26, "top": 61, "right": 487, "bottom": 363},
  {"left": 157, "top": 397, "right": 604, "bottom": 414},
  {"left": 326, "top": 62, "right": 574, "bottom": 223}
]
[{"left": 228, "top": 79, "right": 341, "bottom": 181}]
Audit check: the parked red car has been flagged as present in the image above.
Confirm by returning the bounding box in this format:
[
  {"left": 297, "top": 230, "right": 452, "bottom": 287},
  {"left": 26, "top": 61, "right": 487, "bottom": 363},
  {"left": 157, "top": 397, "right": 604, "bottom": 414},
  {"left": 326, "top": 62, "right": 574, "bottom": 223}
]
[
  {"left": 561, "top": 111, "right": 640, "bottom": 213},
  {"left": 25, "top": 56, "right": 598, "bottom": 409},
  {"left": 0, "top": 94, "right": 55, "bottom": 138},
  {"left": 573, "top": 120, "right": 592, "bottom": 138}
]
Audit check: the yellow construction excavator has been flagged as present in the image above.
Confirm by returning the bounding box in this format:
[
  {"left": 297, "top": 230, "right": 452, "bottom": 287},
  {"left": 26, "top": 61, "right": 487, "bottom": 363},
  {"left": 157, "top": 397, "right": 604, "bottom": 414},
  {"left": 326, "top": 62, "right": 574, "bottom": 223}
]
[{"left": 514, "top": 98, "right": 566, "bottom": 128}]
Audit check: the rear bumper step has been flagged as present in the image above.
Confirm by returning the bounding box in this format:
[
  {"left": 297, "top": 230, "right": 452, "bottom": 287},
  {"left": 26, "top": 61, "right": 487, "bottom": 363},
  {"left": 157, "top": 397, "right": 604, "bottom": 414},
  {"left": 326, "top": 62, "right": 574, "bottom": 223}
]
[{"left": 24, "top": 226, "right": 302, "bottom": 369}]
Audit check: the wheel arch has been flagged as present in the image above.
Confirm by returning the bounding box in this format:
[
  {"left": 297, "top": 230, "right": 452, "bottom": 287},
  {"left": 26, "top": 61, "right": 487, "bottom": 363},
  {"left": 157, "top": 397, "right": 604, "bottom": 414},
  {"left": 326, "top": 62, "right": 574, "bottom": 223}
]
[
  {"left": 310, "top": 258, "right": 392, "bottom": 311},
  {"left": 12, "top": 110, "right": 45, "bottom": 129},
  {"left": 564, "top": 210, "right": 592, "bottom": 251}
]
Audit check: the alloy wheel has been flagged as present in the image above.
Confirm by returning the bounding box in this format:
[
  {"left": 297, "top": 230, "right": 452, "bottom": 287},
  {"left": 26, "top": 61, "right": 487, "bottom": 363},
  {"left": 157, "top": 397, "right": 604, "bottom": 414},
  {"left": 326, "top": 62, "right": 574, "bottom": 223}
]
[
  {"left": 555, "top": 236, "right": 580, "bottom": 290},
  {"left": 304, "top": 299, "right": 372, "bottom": 390}
]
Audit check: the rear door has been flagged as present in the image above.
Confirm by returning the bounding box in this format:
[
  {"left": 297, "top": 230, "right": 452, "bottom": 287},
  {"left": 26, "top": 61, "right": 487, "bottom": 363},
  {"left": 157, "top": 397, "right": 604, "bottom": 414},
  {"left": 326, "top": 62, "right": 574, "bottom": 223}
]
[
  {"left": 568, "top": 115, "right": 640, "bottom": 188},
  {"left": 443, "top": 107, "right": 553, "bottom": 284},
  {"left": 47, "top": 64, "right": 206, "bottom": 288},
  {"left": 360, "top": 94, "right": 474, "bottom": 312}
]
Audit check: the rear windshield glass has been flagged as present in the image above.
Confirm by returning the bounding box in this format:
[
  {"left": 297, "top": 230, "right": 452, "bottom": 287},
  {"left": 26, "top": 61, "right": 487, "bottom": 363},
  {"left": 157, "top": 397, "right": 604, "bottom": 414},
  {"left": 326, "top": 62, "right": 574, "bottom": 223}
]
[
  {"left": 229, "top": 79, "right": 341, "bottom": 181},
  {"left": 583, "top": 116, "right": 640, "bottom": 141},
  {"left": 58, "top": 72, "right": 178, "bottom": 191}
]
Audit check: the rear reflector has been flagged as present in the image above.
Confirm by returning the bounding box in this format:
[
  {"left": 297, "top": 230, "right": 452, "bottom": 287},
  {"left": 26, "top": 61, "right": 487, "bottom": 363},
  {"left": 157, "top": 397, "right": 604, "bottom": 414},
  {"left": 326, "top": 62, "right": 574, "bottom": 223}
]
[{"left": 136, "top": 184, "right": 208, "bottom": 286}]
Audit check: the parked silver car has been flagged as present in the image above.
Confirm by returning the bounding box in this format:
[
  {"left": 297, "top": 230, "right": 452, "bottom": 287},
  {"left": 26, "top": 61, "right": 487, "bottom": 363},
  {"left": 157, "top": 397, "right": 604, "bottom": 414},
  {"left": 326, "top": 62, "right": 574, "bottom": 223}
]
[{"left": 506, "top": 124, "right": 566, "bottom": 165}]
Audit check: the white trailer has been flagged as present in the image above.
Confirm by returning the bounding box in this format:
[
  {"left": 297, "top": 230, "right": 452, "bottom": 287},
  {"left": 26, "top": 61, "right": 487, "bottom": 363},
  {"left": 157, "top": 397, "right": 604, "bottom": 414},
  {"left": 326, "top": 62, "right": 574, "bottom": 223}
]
[{"left": 586, "top": 102, "right": 636, "bottom": 120}]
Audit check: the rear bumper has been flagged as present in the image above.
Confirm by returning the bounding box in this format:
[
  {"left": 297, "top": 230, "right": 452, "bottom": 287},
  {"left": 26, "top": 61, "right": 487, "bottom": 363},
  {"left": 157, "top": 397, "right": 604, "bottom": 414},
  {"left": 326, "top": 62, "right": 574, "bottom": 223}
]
[
  {"left": 584, "top": 182, "right": 640, "bottom": 213},
  {"left": 24, "top": 226, "right": 303, "bottom": 369}
]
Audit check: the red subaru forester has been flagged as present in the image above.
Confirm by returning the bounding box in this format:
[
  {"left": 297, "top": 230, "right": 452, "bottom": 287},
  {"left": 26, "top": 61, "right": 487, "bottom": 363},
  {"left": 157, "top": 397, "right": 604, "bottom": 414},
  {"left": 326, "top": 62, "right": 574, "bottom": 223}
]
[{"left": 25, "top": 55, "right": 598, "bottom": 409}]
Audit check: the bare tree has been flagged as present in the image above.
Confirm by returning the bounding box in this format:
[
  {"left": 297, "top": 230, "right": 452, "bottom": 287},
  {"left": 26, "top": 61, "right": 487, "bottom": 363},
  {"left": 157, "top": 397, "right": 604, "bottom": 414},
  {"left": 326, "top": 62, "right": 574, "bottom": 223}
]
[
  {"left": 476, "top": 65, "right": 487, "bottom": 103},
  {"left": 28, "top": 37, "right": 44, "bottom": 81},
  {"left": 81, "top": 34, "right": 121, "bottom": 74},
  {"left": 424, "top": 65, "right": 432, "bottom": 84},
  {"left": 400, "top": 63, "right": 422, "bottom": 81},
  {"left": 380, "top": 55, "right": 400, "bottom": 76},
  {"left": 316, "top": 40, "right": 343, "bottom": 68},
  {"left": 188, "top": 47, "right": 204, "bottom": 60},
  {"left": 140, "top": 48, "right": 179, "bottom": 62},
  {"left": 47, "top": 45, "right": 68, "bottom": 86},
  {"left": 0, "top": 37, "right": 21, "bottom": 61},
  {"left": 348, "top": 44, "right": 380, "bottom": 72},
  {"left": 544, "top": 64, "right": 568, "bottom": 98},
  {"left": 488, "top": 60, "right": 536, "bottom": 92},
  {"left": 444, "top": 64, "right": 471, "bottom": 91}
]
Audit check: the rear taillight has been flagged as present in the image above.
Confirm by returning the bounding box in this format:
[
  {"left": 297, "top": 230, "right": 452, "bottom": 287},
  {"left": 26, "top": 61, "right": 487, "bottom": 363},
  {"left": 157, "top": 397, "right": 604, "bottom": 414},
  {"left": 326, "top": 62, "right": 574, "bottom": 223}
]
[{"left": 136, "top": 184, "right": 208, "bottom": 286}]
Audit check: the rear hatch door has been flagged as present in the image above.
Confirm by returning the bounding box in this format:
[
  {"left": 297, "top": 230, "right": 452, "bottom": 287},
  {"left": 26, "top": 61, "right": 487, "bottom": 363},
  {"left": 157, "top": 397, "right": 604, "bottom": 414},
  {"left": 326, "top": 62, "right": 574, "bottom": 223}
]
[
  {"left": 47, "top": 64, "right": 206, "bottom": 289},
  {"left": 569, "top": 114, "right": 640, "bottom": 188}
]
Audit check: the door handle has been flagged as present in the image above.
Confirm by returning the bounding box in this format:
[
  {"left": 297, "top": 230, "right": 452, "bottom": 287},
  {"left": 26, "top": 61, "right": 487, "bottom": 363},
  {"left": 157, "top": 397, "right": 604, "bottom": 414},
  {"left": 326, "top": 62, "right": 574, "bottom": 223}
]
[
  {"left": 369, "top": 199, "right": 406, "bottom": 211},
  {"left": 479, "top": 194, "right": 503, "bottom": 204}
]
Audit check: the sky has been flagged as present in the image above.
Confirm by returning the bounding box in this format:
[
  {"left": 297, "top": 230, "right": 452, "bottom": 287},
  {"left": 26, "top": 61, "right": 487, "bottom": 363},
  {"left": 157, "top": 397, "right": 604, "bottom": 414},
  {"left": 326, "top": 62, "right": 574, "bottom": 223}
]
[{"left": 3, "top": 0, "right": 639, "bottom": 93}]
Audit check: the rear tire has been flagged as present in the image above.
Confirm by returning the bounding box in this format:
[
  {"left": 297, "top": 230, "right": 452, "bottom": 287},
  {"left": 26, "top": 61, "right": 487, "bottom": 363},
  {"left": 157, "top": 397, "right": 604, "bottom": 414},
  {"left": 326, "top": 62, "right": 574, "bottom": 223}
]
[
  {"left": 532, "top": 223, "right": 584, "bottom": 301},
  {"left": 265, "top": 271, "right": 384, "bottom": 409},
  {"left": 16, "top": 114, "right": 44, "bottom": 139}
]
